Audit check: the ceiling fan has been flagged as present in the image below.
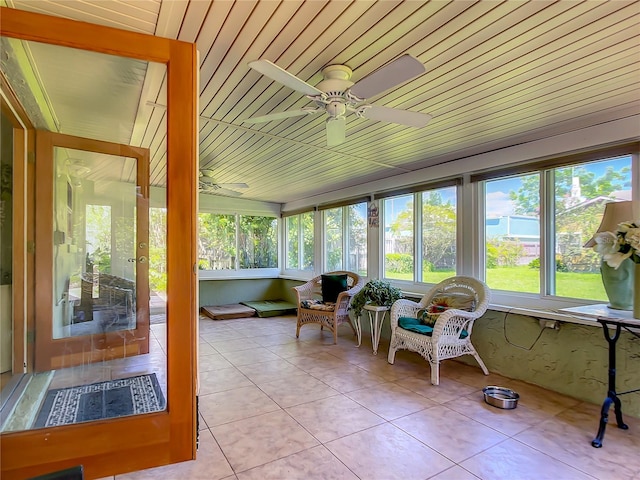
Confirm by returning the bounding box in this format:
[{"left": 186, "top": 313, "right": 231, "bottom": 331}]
[
  {"left": 244, "top": 54, "right": 432, "bottom": 147},
  {"left": 199, "top": 169, "right": 248, "bottom": 197}
]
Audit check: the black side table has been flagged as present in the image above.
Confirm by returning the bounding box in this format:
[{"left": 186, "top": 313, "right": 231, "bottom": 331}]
[{"left": 591, "top": 317, "right": 640, "bottom": 448}]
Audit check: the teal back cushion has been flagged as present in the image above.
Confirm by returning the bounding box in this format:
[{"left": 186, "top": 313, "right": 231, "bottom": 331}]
[{"left": 321, "top": 274, "right": 348, "bottom": 303}]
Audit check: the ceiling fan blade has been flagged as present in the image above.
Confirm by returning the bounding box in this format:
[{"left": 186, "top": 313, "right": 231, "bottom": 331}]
[
  {"left": 216, "top": 183, "right": 248, "bottom": 189},
  {"left": 200, "top": 185, "right": 244, "bottom": 197},
  {"left": 326, "top": 116, "right": 346, "bottom": 147},
  {"left": 360, "top": 105, "right": 432, "bottom": 128},
  {"left": 214, "top": 187, "right": 244, "bottom": 197},
  {"left": 350, "top": 54, "right": 426, "bottom": 99},
  {"left": 249, "top": 59, "right": 323, "bottom": 96},
  {"left": 243, "top": 109, "right": 317, "bottom": 124}
]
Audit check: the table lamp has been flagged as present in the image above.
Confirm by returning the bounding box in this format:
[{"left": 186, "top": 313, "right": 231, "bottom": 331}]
[{"left": 584, "top": 201, "right": 634, "bottom": 310}]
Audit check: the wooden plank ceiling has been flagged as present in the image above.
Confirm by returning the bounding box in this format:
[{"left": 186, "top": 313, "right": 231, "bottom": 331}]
[{"left": 4, "top": 0, "right": 640, "bottom": 205}]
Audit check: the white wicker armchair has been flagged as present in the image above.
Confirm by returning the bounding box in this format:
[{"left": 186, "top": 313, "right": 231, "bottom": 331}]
[
  {"left": 388, "top": 276, "right": 490, "bottom": 385},
  {"left": 293, "top": 271, "right": 364, "bottom": 344}
]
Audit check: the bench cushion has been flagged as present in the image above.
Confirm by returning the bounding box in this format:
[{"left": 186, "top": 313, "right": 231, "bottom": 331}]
[
  {"left": 240, "top": 300, "right": 297, "bottom": 318},
  {"left": 201, "top": 304, "right": 256, "bottom": 320}
]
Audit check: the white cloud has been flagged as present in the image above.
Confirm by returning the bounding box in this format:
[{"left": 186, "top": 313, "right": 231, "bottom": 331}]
[{"left": 486, "top": 191, "right": 516, "bottom": 217}]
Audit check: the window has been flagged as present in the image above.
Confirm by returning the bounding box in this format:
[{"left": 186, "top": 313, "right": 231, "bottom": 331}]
[
  {"left": 286, "top": 212, "right": 315, "bottom": 271},
  {"left": 198, "top": 213, "right": 236, "bottom": 270},
  {"left": 324, "top": 207, "right": 343, "bottom": 271},
  {"left": 347, "top": 203, "right": 367, "bottom": 275},
  {"left": 238, "top": 215, "right": 277, "bottom": 268},
  {"left": 481, "top": 152, "right": 634, "bottom": 299},
  {"left": 198, "top": 213, "right": 278, "bottom": 271},
  {"left": 383, "top": 194, "right": 414, "bottom": 280},
  {"left": 322, "top": 203, "right": 367, "bottom": 274},
  {"left": 484, "top": 174, "right": 540, "bottom": 294},
  {"left": 285, "top": 215, "right": 300, "bottom": 269},
  {"left": 383, "top": 186, "right": 457, "bottom": 282},
  {"left": 422, "top": 187, "right": 457, "bottom": 283},
  {"left": 553, "top": 156, "right": 632, "bottom": 300}
]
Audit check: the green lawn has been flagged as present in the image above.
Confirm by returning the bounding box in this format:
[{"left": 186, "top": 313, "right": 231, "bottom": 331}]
[{"left": 386, "top": 266, "right": 606, "bottom": 301}]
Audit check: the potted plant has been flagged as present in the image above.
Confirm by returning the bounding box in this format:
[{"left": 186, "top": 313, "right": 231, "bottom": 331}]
[{"left": 350, "top": 279, "right": 403, "bottom": 318}]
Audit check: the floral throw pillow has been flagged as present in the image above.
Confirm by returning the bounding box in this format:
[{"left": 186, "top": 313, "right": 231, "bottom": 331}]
[{"left": 418, "top": 293, "right": 476, "bottom": 327}]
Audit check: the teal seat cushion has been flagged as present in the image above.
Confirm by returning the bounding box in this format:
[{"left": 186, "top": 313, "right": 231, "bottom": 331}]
[{"left": 398, "top": 316, "right": 468, "bottom": 339}]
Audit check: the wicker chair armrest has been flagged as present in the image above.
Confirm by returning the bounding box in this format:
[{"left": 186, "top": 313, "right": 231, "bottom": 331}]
[
  {"left": 430, "top": 308, "right": 479, "bottom": 341},
  {"left": 390, "top": 299, "right": 421, "bottom": 329},
  {"left": 293, "top": 279, "right": 320, "bottom": 303}
]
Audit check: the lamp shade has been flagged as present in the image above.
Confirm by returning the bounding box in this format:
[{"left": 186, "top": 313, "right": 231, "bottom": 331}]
[{"left": 584, "top": 201, "right": 634, "bottom": 248}]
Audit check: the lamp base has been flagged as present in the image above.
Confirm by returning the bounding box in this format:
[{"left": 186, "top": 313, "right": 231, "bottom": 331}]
[{"left": 600, "top": 259, "right": 633, "bottom": 311}]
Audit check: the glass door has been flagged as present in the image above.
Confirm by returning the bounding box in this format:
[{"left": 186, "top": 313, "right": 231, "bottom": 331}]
[
  {"left": 0, "top": 7, "right": 197, "bottom": 478},
  {"left": 35, "top": 132, "right": 150, "bottom": 372}
]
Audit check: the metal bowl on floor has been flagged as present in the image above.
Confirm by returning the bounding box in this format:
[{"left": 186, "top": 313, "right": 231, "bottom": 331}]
[{"left": 482, "top": 386, "right": 519, "bottom": 409}]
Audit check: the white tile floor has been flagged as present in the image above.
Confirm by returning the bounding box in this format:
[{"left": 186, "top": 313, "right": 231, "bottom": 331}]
[{"left": 107, "top": 314, "right": 640, "bottom": 480}]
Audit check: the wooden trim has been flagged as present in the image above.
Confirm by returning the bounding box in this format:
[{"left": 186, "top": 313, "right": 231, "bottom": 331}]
[
  {"left": 0, "top": 6, "right": 173, "bottom": 63},
  {"left": 33, "top": 130, "right": 54, "bottom": 373},
  {"left": 317, "top": 196, "right": 372, "bottom": 211},
  {"left": 0, "top": 7, "right": 198, "bottom": 480},
  {"left": 469, "top": 141, "right": 640, "bottom": 183},
  {"left": 11, "top": 126, "right": 25, "bottom": 374},
  {"left": 136, "top": 148, "right": 151, "bottom": 355},
  {"left": 374, "top": 177, "right": 462, "bottom": 200},
  {"left": 166, "top": 38, "right": 198, "bottom": 462},
  {"left": 0, "top": 82, "right": 31, "bottom": 376},
  {"left": 25, "top": 132, "right": 35, "bottom": 373}
]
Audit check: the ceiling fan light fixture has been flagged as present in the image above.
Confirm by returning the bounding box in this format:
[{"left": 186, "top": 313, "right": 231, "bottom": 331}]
[{"left": 326, "top": 101, "right": 346, "bottom": 119}]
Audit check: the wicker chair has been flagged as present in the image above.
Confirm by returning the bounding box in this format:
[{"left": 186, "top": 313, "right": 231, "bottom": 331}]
[
  {"left": 293, "top": 271, "right": 365, "bottom": 344},
  {"left": 388, "top": 276, "right": 490, "bottom": 385}
]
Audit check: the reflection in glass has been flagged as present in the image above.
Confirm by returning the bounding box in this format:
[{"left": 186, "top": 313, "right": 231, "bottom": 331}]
[
  {"left": 0, "top": 35, "right": 168, "bottom": 432},
  {"left": 53, "top": 148, "right": 137, "bottom": 339}
]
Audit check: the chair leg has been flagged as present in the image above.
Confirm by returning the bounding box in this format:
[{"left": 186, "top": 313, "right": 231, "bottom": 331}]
[
  {"left": 296, "top": 319, "right": 301, "bottom": 338},
  {"left": 473, "top": 351, "right": 490, "bottom": 375},
  {"left": 430, "top": 361, "right": 440, "bottom": 385},
  {"left": 387, "top": 337, "right": 397, "bottom": 364}
]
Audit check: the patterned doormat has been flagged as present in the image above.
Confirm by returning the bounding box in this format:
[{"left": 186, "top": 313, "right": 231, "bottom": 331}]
[{"left": 33, "top": 373, "right": 165, "bottom": 428}]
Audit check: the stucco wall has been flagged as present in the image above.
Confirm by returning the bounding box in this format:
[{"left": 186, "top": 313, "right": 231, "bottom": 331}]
[
  {"left": 466, "top": 310, "right": 640, "bottom": 418},
  {"left": 376, "top": 307, "right": 640, "bottom": 419}
]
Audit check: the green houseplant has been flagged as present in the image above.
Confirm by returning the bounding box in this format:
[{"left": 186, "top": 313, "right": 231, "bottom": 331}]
[{"left": 350, "top": 279, "right": 403, "bottom": 318}]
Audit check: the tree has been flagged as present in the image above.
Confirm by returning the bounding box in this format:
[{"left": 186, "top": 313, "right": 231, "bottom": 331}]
[
  {"left": 422, "top": 191, "right": 456, "bottom": 270},
  {"left": 509, "top": 163, "right": 631, "bottom": 273},
  {"left": 238, "top": 215, "right": 277, "bottom": 268}
]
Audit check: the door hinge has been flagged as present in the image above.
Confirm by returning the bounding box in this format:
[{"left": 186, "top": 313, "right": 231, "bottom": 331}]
[
  {"left": 27, "top": 241, "right": 35, "bottom": 253},
  {"left": 27, "top": 152, "right": 36, "bottom": 164},
  {"left": 26, "top": 331, "right": 35, "bottom": 344}
]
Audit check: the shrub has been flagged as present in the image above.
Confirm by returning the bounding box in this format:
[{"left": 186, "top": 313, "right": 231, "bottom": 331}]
[{"left": 385, "top": 253, "right": 413, "bottom": 273}]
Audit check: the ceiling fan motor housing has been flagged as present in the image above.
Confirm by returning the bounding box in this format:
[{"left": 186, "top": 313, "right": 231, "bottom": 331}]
[{"left": 313, "top": 64, "right": 357, "bottom": 118}]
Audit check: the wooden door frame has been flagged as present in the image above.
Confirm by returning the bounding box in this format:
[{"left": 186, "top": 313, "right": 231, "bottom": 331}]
[
  {"left": 0, "top": 73, "right": 33, "bottom": 377},
  {"left": 34, "top": 131, "right": 151, "bottom": 371},
  {"left": 0, "top": 7, "right": 197, "bottom": 480}
]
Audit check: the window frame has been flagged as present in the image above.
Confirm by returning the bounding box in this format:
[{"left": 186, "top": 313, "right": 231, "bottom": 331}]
[
  {"left": 381, "top": 184, "right": 459, "bottom": 286},
  {"left": 197, "top": 212, "right": 280, "bottom": 279},
  {"left": 281, "top": 210, "right": 316, "bottom": 278},
  {"left": 477, "top": 145, "right": 638, "bottom": 309},
  {"left": 320, "top": 201, "right": 368, "bottom": 275}
]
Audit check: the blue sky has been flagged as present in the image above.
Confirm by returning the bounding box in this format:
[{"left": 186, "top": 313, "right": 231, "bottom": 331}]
[
  {"left": 382, "top": 156, "right": 632, "bottom": 220},
  {"left": 485, "top": 156, "right": 632, "bottom": 217}
]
